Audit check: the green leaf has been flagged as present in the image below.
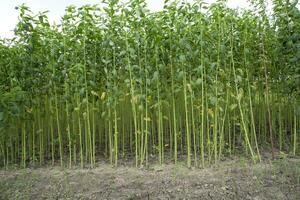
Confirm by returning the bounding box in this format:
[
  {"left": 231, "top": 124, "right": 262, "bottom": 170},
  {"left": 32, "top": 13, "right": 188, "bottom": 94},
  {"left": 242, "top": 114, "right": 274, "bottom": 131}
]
[
  {"left": 230, "top": 104, "right": 237, "bottom": 111},
  {"left": 179, "top": 55, "right": 186, "bottom": 62},
  {"left": 0, "top": 112, "right": 4, "bottom": 121},
  {"left": 237, "top": 89, "right": 243, "bottom": 101},
  {"left": 195, "top": 78, "right": 202, "bottom": 85},
  {"left": 153, "top": 71, "right": 159, "bottom": 80}
]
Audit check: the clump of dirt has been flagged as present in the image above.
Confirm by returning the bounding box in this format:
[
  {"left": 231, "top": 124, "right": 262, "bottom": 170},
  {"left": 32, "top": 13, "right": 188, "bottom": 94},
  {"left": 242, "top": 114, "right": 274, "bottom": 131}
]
[{"left": 0, "top": 157, "right": 299, "bottom": 200}]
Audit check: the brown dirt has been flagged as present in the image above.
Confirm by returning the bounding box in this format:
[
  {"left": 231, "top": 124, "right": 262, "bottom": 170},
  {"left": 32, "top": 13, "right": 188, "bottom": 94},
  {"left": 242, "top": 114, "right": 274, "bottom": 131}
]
[{"left": 0, "top": 157, "right": 299, "bottom": 200}]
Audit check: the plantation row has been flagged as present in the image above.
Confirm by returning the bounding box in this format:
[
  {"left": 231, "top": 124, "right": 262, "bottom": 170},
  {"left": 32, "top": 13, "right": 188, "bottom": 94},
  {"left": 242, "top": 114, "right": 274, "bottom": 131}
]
[{"left": 0, "top": 0, "right": 299, "bottom": 168}]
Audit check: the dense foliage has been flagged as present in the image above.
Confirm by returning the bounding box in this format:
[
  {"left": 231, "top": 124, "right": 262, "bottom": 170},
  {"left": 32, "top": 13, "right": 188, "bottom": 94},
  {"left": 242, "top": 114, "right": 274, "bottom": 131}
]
[{"left": 0, "top": 0, "right": 299, "bottom": 168}]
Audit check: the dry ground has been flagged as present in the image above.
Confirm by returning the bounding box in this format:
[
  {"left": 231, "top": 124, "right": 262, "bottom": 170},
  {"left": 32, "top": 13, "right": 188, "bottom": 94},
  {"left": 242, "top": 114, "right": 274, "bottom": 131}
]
[{"left": 0, "top": 156, "right": 300, "bottom": 200}]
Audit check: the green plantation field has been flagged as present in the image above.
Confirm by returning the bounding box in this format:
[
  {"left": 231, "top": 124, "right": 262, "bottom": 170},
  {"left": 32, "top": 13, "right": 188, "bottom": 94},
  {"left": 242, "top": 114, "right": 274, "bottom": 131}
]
[
  {"left": 1, "top": 0, "right": 300, "bottom": 198},
  {"left": 0, "top": 0, "right": 299, "bottom": 185}
]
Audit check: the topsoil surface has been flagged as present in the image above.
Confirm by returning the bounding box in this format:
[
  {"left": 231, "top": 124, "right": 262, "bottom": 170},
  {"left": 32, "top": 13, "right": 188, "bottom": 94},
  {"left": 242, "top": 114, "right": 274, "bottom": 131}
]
[{"left": 0, "top": 156, "right": 300, "bottom": 200}]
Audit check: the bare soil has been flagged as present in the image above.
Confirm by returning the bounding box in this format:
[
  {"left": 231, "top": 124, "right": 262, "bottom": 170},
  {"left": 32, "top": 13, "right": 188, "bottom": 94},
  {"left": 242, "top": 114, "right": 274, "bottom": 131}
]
[{"left": 0, "top": 157, "right": 300, "bottom": 200}]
